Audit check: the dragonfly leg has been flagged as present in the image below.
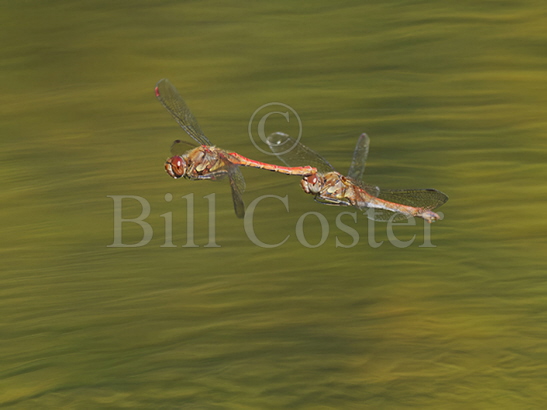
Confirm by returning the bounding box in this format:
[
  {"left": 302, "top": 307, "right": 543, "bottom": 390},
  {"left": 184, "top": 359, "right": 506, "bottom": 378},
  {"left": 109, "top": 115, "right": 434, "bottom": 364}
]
[
  {"left": 187, "top": 172, "right": 228, "bottom": 181},
  {"left": 314, "top": 196, "right": 352, "bottom": 206}
]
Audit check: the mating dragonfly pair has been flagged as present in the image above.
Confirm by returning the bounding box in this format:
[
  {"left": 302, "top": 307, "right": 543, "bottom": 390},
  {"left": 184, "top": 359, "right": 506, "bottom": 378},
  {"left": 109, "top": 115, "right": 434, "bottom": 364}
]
[{"left": 156, "top": 79, "right": 448, "bottom": 223}]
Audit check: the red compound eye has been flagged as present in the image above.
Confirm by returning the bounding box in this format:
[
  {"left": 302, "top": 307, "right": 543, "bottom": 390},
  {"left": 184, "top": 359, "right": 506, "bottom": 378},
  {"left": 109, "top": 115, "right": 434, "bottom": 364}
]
[
  {"left": 301, "top": 173, "right": 322, "bottom": 194},
  {"left": 165, "top": 156, "right": 186, "bottom": 178},
  {"left": 173, "top": 156, "right": 183, "bottom": 168}
]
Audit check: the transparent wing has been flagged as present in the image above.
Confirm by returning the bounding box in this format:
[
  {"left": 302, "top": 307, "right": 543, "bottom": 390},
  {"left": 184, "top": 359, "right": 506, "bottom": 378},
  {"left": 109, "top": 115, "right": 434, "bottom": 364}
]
[
  {"left": 169, "top": 139, "right": 197, "bottom": 156},
  {"left": 376, "top": 188, "right": 448, "bottom": 210},
  {"left": 353, "top": 180, "right": 380, "bottom": 197},
  {"left": 227, "top": 165, "right": 246, "bottom": 218},
  {"left": 311, "top": 194, "right": 413, "bottom": 222},
  {"left": 362, "top": 208, "right": 414, "bottom": 223},
  {"left": 347, "top": 133, "right": 370, "bottom": 181},
  {"left": 266, "top": 132, "right": 335, "bottom": 173},
  {"left": 155, "top": 79, "right": 212, "bottom": 146},
  {"left": 344, "top": 133, "right": 380, "bottom": 196}
]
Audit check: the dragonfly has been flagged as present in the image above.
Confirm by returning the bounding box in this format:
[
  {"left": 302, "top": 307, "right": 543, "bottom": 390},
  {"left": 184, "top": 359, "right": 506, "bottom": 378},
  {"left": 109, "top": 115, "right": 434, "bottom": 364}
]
[
  {"left": 266, "top": 132, "right": 448, "bottom": 223},
  {"left": 155, "top": 79, "right": 317, "bottom": 218}
]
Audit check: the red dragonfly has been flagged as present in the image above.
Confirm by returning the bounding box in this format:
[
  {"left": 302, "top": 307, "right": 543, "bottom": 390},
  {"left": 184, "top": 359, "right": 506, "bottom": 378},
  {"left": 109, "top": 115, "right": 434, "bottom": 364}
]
[
  {"left": 155, "top": 79, "right": 316, "bottom": 218},
  {"left": 266, "top": 132, "right": 448, "bottom": 223}
]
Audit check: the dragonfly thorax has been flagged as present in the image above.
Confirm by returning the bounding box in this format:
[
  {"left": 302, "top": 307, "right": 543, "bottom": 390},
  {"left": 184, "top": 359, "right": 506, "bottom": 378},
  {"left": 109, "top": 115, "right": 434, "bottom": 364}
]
[{"left": 165, "top": 155, "right": 187, "bottom": 179}]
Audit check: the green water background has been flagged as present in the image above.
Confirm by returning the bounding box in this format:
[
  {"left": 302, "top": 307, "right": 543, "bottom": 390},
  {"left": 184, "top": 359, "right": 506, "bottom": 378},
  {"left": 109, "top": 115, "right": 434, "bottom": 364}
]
[{"left": 1, "top": 1, "right": 547, "bottom": 408}]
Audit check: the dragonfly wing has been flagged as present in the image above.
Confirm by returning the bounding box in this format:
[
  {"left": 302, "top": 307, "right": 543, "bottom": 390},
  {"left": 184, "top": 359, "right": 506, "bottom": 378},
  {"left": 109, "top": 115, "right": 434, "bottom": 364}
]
[
  {"left": 376, "top": 188, "right": 448, "bottom": 210},
  {"left": 363, "top": 184, "right": 381, "bottom": 197},
  {"left": 347, "top": 133, "right": 370, "bottom": 181},
  {"left": 169, "top": 139, "right": 197, "bottom": 156},
  {"left": 349, "top": 177, "right": 381, "bottom": 197},
  {"left": 346, "top": 198, "right": 418, "bottom": 222},
  {"left": 266, "top": 132, "right": 335, "bottom": 173},
  {"left": 361, "top": 208, "right": 413, "bottom": 223},
  {"left": 346, "top": 134, "right": 381, "bottom": 196},
  {"left": 227, "top": 165, "right": 246, "bottom": 218},
  {"left": 155, "top": 79, "right": 212, "bottom": 146}
]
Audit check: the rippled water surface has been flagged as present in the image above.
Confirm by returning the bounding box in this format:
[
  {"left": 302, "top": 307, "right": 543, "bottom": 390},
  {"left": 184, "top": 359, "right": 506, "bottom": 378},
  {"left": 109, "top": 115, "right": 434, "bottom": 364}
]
[{"left": 1, "top": 1, "right": 547, "bottom": 408}]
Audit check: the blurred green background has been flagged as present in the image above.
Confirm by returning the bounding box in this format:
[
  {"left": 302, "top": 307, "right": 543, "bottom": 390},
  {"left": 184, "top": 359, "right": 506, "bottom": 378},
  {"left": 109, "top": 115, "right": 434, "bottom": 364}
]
[{"left": 1, "top": 1, "right": 547, "bottom": 408}]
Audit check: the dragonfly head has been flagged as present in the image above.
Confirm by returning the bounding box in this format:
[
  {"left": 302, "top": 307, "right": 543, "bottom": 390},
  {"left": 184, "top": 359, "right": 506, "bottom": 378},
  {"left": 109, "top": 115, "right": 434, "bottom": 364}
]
[
  {"left": 301, "top": 173, "right": 323, "bottom": 194},
  {"left": 165, "top": 155, "right": 187, "bottom": 179}
]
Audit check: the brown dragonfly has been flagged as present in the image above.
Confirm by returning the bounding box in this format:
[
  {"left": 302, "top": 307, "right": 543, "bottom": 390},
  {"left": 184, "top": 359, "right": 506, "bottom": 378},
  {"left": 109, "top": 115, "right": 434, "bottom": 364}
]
[
  {"left": 155, "top": 79, "right": 316, "bottom": 218},
  {"left": 266, "top": 132, "right": 448, "bottom": 223}
]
